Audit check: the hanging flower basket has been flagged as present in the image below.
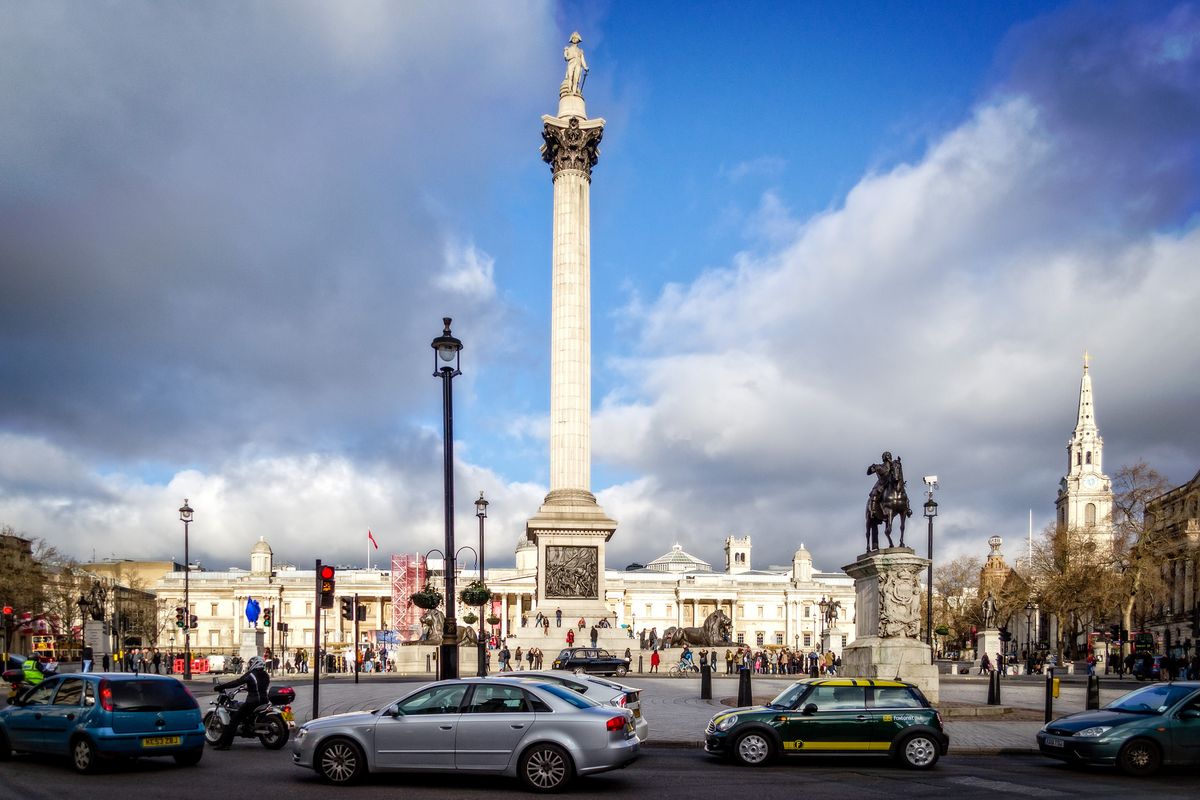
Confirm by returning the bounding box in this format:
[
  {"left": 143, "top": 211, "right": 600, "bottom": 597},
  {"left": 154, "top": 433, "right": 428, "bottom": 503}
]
[
  {"left": 458, "top": 580, "right": 491, "bottom": 607},
  {"left": 462, "top": 612, "right": 478, "bottom": 625},
  {"left": 410, "top": 584, "right": 443, "bottom": 610},
  {"left": 486, "top": 615, "right": 501, "bottom": 626}
]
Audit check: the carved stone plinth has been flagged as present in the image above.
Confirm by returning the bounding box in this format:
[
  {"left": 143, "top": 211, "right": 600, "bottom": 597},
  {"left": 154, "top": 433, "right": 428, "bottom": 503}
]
[
  {"left": 839, "top": 547, "right": 938, "bottom": 703},
  {"left": 975, "top": 627, "right": 1001, "bottom": 672},
  {"left": 821, "top": 627, "right": 844, "bottom": 658},
  {"left": 239, "top": 628, "right": 264, "bottom": 663}
]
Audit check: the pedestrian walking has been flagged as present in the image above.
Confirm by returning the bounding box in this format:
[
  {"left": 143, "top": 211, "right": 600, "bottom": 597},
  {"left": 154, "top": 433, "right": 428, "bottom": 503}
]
[{"left": 650, "top": 650, "right": 660, "bottom": 673}]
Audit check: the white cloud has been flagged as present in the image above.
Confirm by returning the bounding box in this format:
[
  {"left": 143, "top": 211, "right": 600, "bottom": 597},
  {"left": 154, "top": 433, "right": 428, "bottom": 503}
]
[{"left": 436, "top": 239, "right": 497, "bottom": 299}]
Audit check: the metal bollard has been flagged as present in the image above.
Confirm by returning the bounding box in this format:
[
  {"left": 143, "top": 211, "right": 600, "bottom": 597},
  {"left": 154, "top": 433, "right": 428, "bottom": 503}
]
[
  {"left": 638, "top": 655, "right": 644, "bottom": 674},
  {"left": 993, "top": 670, "right": 1001, "bottom": 705},
  {"left": 986, "top": 671, "right": 996, "bottom": 705},
  {"left": 737, "top": 667, "right": 753, "bottom": 707},
  {"left": 701, "top": 664, "right": 712, "bottom": 700},
  {"left": 1086, "top": 674, "right": 1100, "bottom": 709},
  {"left": 1044, "top": 667, "right": 1055, "bottom": 723},
  {"left": 425, "top": 653, "right": 431, "bottom": 673}
]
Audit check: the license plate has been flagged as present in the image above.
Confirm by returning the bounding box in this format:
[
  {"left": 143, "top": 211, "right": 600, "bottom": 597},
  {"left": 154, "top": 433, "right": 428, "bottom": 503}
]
[
  {"left": 282, "top": 710, "right": 294, "bottom": 722},
  {"left": 1045, "top": 737, "right": 1064, "bottom": 748},
  {"left": 633, "top": 708, "right": 641, "bottom": 718},
  {"left": 142, "top": 735, "right": 182, "bottom": 748}
]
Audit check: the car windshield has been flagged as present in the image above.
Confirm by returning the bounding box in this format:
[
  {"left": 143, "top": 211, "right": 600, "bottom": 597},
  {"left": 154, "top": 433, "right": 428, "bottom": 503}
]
[
  {"left": 110, "top": 680, "right": 197, "bottom": 712},
  {"left": 1106, "top": 684, "right": 1196, "bottom": 714},
  {"left": 767, "top": 683, "right": 808, "bottom": 709},
  {"left": 539, "top": 684, "right": 602, "bottom": 709}
]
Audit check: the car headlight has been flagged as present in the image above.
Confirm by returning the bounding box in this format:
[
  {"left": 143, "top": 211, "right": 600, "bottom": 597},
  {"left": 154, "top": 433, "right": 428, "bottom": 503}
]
[
  {"left": 296, "top": 726, "right": 308, "bottom": 741},
  {"left": 1074, "top": 726, "right": 1112, "bottom": 738},
  {"left": 715, "top": 715, "right": 738, "bottom": 731}
]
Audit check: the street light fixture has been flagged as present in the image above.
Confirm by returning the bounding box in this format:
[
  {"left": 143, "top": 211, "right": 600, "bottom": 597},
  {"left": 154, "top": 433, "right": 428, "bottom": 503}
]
[
  {"left": 179, "top": 499, "right": 194, "bottom": 680},
  {"left": 475, "top": 491, "right": 489, "bottom": 677},
  {"left": 1024, "top": 601, "right": 1035, "bottom": 666},
  {"left": 923, "top": 477, "right": 938, "bottom": 657},
  {"left": 432, "top": 318, "right": 463, "bottom": 680}
]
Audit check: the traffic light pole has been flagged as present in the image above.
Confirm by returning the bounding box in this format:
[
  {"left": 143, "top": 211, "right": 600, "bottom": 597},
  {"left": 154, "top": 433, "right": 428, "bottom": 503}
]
[
  {"left": 313, "top": 559, "right": 323, "bottom": 718},
  {"left": 353, "top": 592, "right": 360, "bottom": 685}
]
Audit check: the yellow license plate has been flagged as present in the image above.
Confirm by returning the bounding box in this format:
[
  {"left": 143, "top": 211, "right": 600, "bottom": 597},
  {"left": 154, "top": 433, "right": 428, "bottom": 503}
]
[
  {"left": 282, "top": 710, "right": 294, "bottom": 722},
  {"left": 633, "top": 708, "right": 641, "bottom": 718},
  {"left": 142, "top": 736, "right": 182, "bottom": 748}
]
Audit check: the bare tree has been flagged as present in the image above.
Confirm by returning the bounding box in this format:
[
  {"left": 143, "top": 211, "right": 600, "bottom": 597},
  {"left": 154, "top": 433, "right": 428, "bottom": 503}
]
[{"left": 1111, "top": 461, "right": 1173, "bottom": 659}]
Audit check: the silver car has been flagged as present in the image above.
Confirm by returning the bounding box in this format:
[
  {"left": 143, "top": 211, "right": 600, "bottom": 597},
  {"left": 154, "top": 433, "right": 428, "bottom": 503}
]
[
  {"left": 497, "top": 671, "right": 649, "bottom": 742},
  {"left": 291, "top": 677, "right": 639, "bottom": 791}
]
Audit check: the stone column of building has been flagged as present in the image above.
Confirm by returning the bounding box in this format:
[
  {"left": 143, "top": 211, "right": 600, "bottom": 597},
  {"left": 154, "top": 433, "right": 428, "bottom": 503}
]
[{"left": 523, "top": 34, "right": 619, "bottom": 649}]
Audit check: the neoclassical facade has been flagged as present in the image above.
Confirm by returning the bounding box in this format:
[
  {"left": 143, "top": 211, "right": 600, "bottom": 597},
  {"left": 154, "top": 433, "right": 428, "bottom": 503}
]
[
  {"left": 1146, "top": 469, "right": 1200, "bottom": 653},
  {"left": 148, "top": 534, "right": 856, "bottom": 659}
]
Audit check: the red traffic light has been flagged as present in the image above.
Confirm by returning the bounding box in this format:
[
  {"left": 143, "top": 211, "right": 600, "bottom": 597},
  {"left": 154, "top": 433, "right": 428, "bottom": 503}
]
[
  {"left": 320, "top": 565, "right": 335, "bottom": 580},
  {"left": 2, "top": 606, "right": 12, "bottom": 615}
]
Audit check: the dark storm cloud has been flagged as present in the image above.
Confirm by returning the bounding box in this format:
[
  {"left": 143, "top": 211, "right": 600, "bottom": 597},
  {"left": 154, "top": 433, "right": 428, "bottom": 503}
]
[{"left": 0, "top": 2, "right": 550, "bottom": 465}]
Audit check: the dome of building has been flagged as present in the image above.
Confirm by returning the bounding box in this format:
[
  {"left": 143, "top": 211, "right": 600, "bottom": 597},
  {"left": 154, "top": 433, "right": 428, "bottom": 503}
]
[
  {"left": 646, "top": 543, "right": 712, "bottom": 574},
  {"left": 794, "top": 543, "right": 812, "bottom": 559},
  {"left": 251, "top": 537, "right": 273, "bottom": 555}
]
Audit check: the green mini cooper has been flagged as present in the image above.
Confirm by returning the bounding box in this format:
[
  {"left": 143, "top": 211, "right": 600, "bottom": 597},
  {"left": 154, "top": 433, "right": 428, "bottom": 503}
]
[{"left": 705, "top": 678, "right": 948, "bottom": 769}]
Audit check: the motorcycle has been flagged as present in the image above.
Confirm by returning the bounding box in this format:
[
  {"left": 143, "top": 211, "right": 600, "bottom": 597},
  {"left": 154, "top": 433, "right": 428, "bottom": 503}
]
[
  {"left": 3, "top": 662, "right": 58, "bottom": 705},
  {"left": 203, "top": 682, "right": 294, "bottom": 749}
]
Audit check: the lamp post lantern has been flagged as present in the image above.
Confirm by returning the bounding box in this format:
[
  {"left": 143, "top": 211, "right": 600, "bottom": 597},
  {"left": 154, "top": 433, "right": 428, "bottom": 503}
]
[
  {"left": 922, "top": 477, "right": 938, "bottom": 656},
  {"left": 475, "top": 491, "right": 489, "bottom": 676},
  {"left": 432, "top": 318, "right": 463, "bottom": 679},
  {"left": 818, "top": 597, "right": 828, "bottom": 641},
  {"left": 179, "top": 499, "right": 194, "bottom": 680}
]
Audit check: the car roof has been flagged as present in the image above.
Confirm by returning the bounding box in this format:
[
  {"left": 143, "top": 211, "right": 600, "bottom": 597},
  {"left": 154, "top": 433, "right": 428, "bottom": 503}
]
[{"left": 792, "top": 678, "right": 915, "bottom": 689}]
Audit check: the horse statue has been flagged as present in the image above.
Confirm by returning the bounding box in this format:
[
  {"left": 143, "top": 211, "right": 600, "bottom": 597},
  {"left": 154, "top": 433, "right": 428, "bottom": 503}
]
[
  {"left": 418, "top": 608, "right": 478, "bottom": 646},
  {"left": 865, "top": 451, "right": 912, "bottom": 551},
  {"left": 661, "top": 610, "right": 733, "bottom": 648}
]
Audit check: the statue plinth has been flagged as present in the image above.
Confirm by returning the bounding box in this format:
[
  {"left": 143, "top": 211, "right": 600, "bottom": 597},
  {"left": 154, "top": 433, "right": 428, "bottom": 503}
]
[
  {"left": 838, "top": 547, "right": 938, "bottom": 703},
  {"left": 239, "top": 628, "right": 264, "bottom": 663},
  {"left": 975, "top": 627, "right": 1002, "bottom": 670}
]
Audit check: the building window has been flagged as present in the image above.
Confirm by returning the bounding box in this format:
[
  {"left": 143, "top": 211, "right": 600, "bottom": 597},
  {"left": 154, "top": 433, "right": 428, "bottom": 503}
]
[
  {"left": 305, "top": 601, "right": 313, "bottom": 616},
  {"left": 757, "top": 606, "right": 764, "bottom": 618},
  {"left": 1086, "top": 503, "right": 1097, "bottom": 527},
  {"left": 775, "top": 633, "right": 784, "bottom": 645},
  {"left": 804, "top": 605, "right": 811, "bottom": 618},
  {"left": 841, "top": 635, "right": 848, "bottom": 648},
  {"left": 1076, "top": 452, "right": 1082, "bottom": 466},
  {"left": 644, "top": 604, "right": 651, "bottom": 616},
  {"left": 755, "top": 632, "right": 764, "bottom": 646},
  {"left": 666, "top": 604, "right": 673, "bottom": 616},
  {"left": 209, "top": 631, "right": 220, "bottom": 647},
  {"left": 210, "top": 603, "right": 219, "bottom": 616},
  {"left": 736, "top": 633, "right": 745, "bottom": 645},
  {"left": 1085, "top": 451, "right": 1092, "bottom": 464},
  {"left": 776, "top": 606, "right": 783, "bottom": 618},
  {"left": 803, "top": 633, "right": 812, "bottom": 647}
]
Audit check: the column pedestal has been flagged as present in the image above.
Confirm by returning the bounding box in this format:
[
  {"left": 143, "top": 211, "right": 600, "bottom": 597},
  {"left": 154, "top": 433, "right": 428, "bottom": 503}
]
[
  {"left": 839, "top": 547, "right": 938, "bottom": 703},
  {"left": 975, "top": 628, "right": 1001, "bottom": 672},
  {"left": 240, "top": 629, "right": 264, "bottom": 663}
]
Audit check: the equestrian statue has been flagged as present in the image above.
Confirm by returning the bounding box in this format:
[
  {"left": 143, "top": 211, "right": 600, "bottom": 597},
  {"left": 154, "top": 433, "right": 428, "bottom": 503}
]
[{"left": 865, "top": 451, "right": 912, "bottom": 551}]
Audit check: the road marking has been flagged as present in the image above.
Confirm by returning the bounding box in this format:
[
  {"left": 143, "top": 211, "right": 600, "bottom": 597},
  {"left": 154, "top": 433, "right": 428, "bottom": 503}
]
[{"left": 949, "top": 776, "right": 1067, "bottom": 796}]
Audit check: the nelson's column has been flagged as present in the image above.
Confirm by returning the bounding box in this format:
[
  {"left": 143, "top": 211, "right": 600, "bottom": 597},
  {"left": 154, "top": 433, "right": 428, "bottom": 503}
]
[{"left": 523, "top": 33, "right": 619, "bottom": 636}]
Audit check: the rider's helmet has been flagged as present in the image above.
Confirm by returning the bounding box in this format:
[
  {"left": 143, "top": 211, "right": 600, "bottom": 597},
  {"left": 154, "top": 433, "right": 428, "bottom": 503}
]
[{"left": 247, "top": 656, "right": 265, "bottom": 672}]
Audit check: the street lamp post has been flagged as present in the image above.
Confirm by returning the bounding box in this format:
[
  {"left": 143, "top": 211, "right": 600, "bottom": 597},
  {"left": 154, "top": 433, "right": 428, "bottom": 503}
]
[
  {"left": 432, "top": 318, "right": 463, "bottom": 680},
  {"left": 923, "top": 477, "right": 938, "bottom": 657},
  {"left": 475, "top": 492, "right": 489, "bottom": 677},
  {"left": 179, "top": 499, "right": 193, "bottom": 680}
]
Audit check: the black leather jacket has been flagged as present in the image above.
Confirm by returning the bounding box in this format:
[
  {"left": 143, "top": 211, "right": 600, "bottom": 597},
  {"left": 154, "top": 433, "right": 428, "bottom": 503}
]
[{"left": 216, "top": 666, "right": 270, "bottom": 705}]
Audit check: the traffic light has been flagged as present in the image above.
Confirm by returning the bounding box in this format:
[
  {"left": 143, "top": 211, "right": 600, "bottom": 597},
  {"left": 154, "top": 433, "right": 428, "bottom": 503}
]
[
  {"left": 357, "top": 604, "right": 367, "bottom": 622},
  {"left": 262, "top": 608, "right": 273, "bottom": 628},
  {"left": 998, "top": 626, "right": 1012, "bottom": 643},
  {"left": 189, "top": 614, "right": 198, "bottom": 629},
  {"left": 2, "top": 605, "right": 13, "bottom": 628},
  {"left": 341, "top": 597, "right": 354, "bottom": 621},
  {"left": 175, "top": 607, "right": 185, "bottom": 628},
  {"left": 320, "top": 565, "right": 336, "bottom": 609},
  {"left": 1110, "top": 624, "right": 1121, "bottom": 641}
]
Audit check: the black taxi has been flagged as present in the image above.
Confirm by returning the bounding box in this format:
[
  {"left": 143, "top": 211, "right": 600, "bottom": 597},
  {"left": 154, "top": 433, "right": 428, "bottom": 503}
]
[{"left": 705, "top": 678, "right": 948, "bottom": 769}]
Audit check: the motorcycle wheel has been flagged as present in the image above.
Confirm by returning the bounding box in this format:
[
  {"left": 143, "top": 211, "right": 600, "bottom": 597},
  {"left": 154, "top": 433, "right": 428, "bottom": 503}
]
[
  {"left": 203, "top": 711, "right": 225, "bottom": 745},
  {"left": 259, "top": 714, "right": 289, "bottom": 749}
]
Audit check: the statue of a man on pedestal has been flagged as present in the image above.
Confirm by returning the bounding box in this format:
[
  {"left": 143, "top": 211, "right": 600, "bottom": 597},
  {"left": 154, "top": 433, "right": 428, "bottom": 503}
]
[
  {"left": 562, "top": 32, "right": 589, "bottom": 96},
  {"left": 982, "top": 592, "right": 998, "bottom": 628}
]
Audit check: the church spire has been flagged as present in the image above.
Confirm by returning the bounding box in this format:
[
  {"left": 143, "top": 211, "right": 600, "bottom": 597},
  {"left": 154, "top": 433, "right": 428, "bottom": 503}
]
[
  {"left": 1057, "top": 352, "right": 1112, "bottom": 537},
  {"left": 1073, "top": 350, "right": 1098, "bottom": 437}
]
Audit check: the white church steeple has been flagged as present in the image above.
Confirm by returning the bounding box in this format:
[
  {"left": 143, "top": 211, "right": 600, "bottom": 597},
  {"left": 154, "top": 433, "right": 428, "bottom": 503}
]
[{"left": 1056, "top": 352, "right": 1113, "bottom": 540}]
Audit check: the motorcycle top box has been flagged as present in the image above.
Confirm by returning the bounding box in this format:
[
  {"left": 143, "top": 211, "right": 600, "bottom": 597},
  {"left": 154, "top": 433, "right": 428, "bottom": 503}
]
[{"left": 269, "top": 686, "right": 295, "bottom": 705}]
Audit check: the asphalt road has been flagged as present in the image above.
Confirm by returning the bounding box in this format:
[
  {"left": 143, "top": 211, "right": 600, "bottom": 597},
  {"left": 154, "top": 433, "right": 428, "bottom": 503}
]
[{"left": 3, "top": 745, "right": 1199, "bottom": 799}]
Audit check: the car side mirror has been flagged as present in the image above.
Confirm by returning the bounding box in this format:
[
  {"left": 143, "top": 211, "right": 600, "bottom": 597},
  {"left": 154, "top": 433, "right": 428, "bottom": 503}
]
[
  {"left": 802, "top": 703, "right": 818, "bottom": 715},
  {"left": 1179, "top": 708, "right": 1200, "bottom": 720},
  {"left": 386, "top": 705, "right": 404, "bottom": 717}
]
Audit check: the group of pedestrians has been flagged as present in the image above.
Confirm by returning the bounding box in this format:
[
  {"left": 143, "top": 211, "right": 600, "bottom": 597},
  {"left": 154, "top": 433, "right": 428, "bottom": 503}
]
[
  {"left": 646, "top": 645, "right": 838, "bottom": 676},
  {"left": 496, "top": 642, "right": 546, "bottom": 671}
]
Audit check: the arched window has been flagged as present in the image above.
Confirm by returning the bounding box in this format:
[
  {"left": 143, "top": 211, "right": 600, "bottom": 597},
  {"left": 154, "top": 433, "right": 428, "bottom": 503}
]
[
  {"left": 1085, "top": 451, "right": 1092, "bottom": 465},
  {"left": 1076, "top": 452, "right": 1082, "bottom": 466},
  {"left": 1085, "top": 503, "right": 1097, "bottom": 527}
]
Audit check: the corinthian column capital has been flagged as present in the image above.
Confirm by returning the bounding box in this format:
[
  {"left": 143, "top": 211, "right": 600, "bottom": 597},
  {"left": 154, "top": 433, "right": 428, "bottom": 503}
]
[{"left": 541, "top": 116, "right": 604, "bottom": 180}]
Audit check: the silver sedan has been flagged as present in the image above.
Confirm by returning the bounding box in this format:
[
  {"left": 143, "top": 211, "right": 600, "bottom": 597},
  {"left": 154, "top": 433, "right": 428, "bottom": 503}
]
[
  {"left": 494, "top": 670, "right": 649, "bottom": 742},
  {"left": 291, "top": 677, "right": 639, "bottom": 791}
]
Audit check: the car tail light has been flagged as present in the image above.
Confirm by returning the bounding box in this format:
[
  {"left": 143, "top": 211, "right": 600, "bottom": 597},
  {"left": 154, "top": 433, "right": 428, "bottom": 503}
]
[
  {"left": 606, "top": 715, "right": 627, "bottom": 732},
  {"left": 99, "top": 680, "right": 114, "bottom": 712},
  {"left": 616, "top": 694, "right": 627, "bottom": 706}
]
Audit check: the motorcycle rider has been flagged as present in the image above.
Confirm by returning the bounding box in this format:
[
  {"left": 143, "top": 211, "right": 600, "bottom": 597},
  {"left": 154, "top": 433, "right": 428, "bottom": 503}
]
[
  {"left": 211, "top": 655, "right": 270, "bottom": 750},
  {"left": 20, "top": 656, "right": 48, "bottom": 687}
]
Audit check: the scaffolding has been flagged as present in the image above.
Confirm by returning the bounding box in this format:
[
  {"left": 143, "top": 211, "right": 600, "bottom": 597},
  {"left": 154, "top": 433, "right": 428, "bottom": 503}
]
[{"left": 390, "top": 555, "right": 425, "bottom": 642}]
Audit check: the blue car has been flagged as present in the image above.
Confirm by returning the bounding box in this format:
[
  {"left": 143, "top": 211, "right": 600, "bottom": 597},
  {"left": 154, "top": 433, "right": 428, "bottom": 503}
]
[{"left": 0, "top": 673, "right": 205, "bottom": 773}]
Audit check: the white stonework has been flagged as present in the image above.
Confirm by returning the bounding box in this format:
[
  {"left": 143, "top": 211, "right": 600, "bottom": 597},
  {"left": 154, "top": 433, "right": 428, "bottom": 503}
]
[{"left": 1056, "top": 354, "right": 1114, "bottom": 548}]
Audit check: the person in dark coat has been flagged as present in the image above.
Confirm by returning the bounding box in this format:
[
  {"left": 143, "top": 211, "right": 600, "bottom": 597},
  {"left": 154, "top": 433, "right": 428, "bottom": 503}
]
[{"left": 211, "top": 655, "right": 270, "bottom": 750}]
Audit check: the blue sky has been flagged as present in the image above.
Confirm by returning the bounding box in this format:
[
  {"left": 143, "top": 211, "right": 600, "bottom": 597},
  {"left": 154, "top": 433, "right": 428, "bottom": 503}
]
[{"left": 1, "top": 1, "right": 1198, "bottom": 577}]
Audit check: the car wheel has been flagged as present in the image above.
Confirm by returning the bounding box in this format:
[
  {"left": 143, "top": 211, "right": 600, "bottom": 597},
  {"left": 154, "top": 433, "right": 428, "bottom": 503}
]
[
  {"left": 258, "top": 715, "right": 289, "bottom": 749},
  {"left": 896, "top": 733, "right": 940, "bottom": 769},
  {"left": 615, "top": 666, "right": 628, "bottom": 676},
  {"left": 519, "top": 742, "right": 574, "bottom": 793},
  {"left": 732, "top": 731, "right": 774, "bottom": 766},
  {"left": 70, "top": 736, "right": 102, "bottom": 774},
  {"left": 317, "top": 738, "right": 366, "bottom": 785},
  {"left": 1118, "top": 739, "right": 1162, "bottom": 777},
  {"left": 173, "top": 747, "right": 204, "bottom": 767},
  {"left": 203, "top": 711, "right": 224, "bottom": 745}
]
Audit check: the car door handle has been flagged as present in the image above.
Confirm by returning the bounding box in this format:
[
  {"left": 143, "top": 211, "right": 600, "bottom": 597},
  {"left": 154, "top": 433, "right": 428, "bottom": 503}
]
[
  {"left": 66, "top": 714, "right": 75, "bottom": 721},
  {"left": 510, "top": 724, "right": 526, "bottom": 729},
  {"left": 439, "top": 725, "right": 453, "bottom": 730},
  {"left": 856, "top": 715, "right": 870, "bottom": 722}
]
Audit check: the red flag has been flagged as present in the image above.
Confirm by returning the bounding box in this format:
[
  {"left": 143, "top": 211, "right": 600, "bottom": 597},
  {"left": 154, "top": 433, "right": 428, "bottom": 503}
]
[{"left": 368, "top": 529, "right": 379, "bottom": 550}]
